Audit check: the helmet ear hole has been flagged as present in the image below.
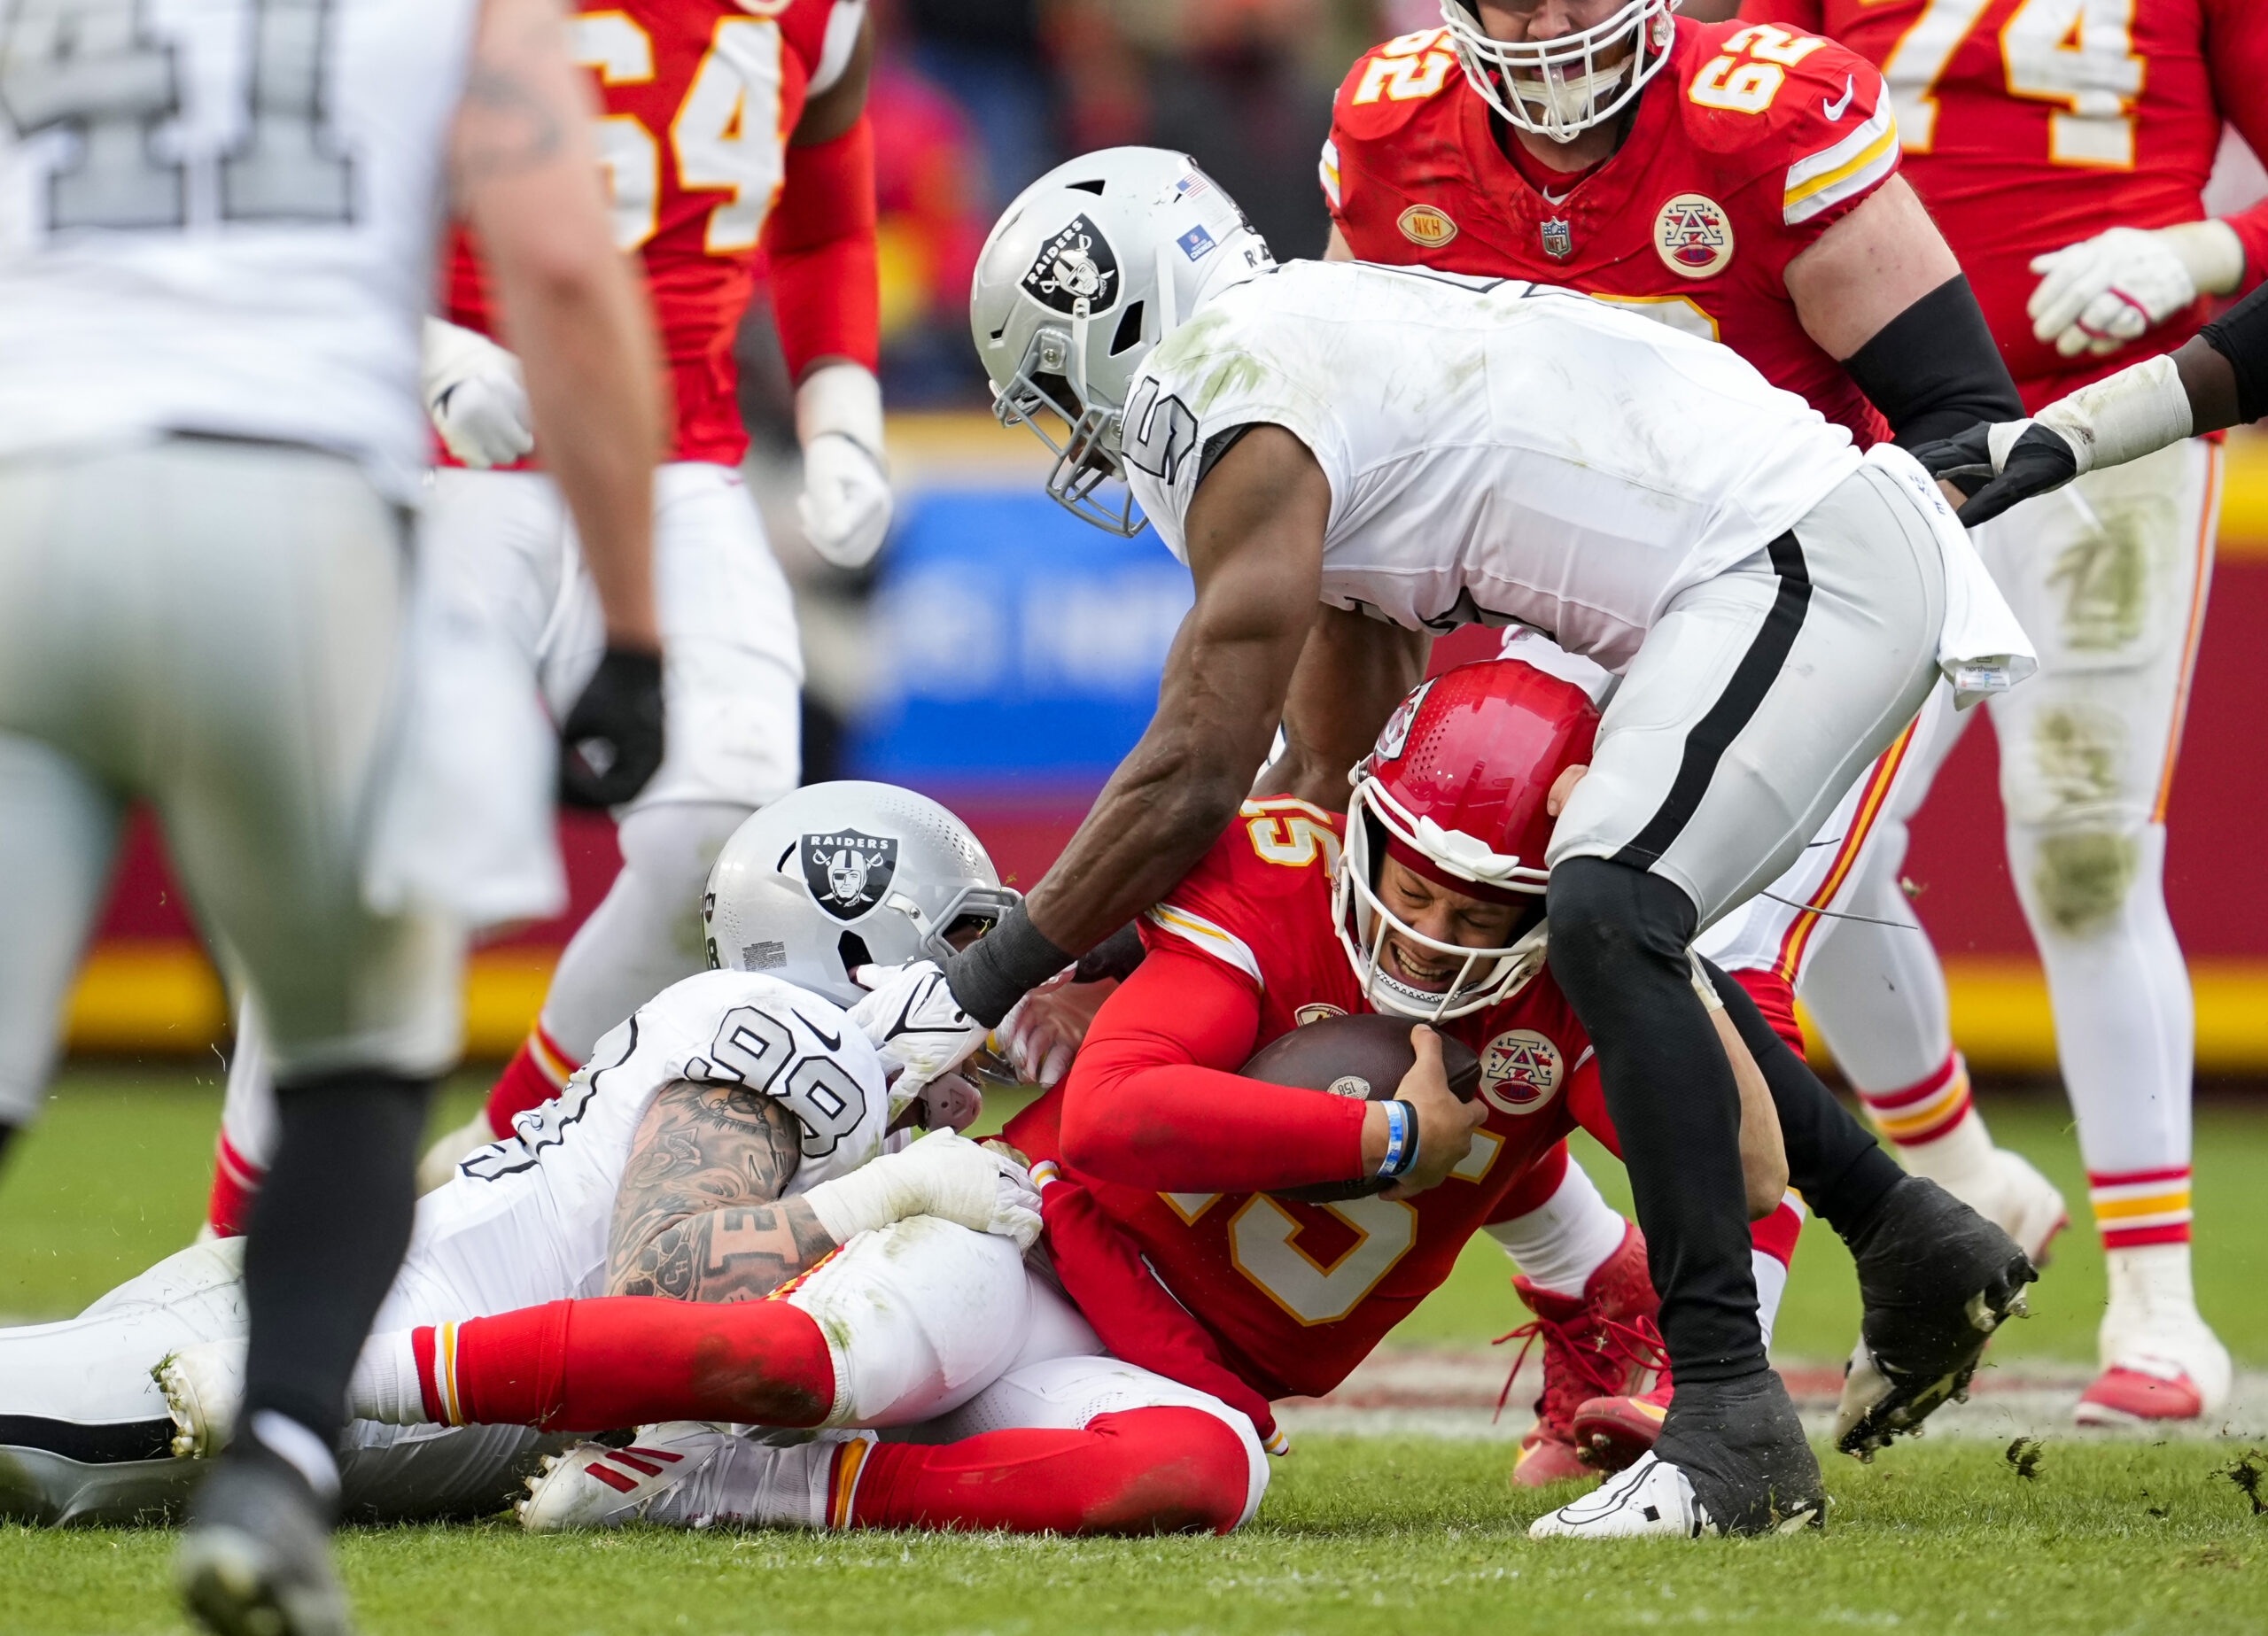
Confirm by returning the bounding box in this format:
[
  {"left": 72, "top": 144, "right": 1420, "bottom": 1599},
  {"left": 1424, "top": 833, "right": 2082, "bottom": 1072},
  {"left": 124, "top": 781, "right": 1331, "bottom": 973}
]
[
  {"left": 1109, "top": 301, "right": 1146, "bottom": 355},
  {"left": 837, "top": 931, "right": 873, "bottom": 981}
]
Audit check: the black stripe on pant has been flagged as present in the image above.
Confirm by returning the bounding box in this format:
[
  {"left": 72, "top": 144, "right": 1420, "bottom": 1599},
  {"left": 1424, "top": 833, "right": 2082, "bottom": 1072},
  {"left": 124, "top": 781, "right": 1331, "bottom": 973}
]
[{"left": 1613, "top": 530, "right": 1812, "bottom": 870}]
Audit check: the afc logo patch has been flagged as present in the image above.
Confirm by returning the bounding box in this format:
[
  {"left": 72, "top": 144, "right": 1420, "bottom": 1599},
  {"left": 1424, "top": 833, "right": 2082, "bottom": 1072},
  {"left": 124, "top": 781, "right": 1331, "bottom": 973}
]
[
  {"left": 1654, "top": 193, "right": 1735, "bottom": 279},
  {"left": 1397, "top": 203, "right": 1458, "bottom": 249},
  {"left": 1478, "top": 1028, "right": 1564, "bottom": 1117},
  {"left": 1022, "top": 213, "right": 1120, "bottom": 314},
  {"left": 1293, "top": 1003, "right": 1349, "bottom": 1026},
  {"left": 803, "top": 831, "right": 899, "bottom": 922}
]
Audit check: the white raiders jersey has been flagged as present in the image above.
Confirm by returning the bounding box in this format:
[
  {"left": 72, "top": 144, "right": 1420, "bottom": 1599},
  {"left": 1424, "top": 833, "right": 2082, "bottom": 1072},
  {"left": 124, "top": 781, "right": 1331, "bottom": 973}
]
[
  {"left": 0, "top": 0, "right": 479, "bottom": 497},
  {"left": 1122, "top": 261, "right": 1865, "bottom": 673},
  {"left": 383, "top": 969, "right": 892, "bottom": 1324}
]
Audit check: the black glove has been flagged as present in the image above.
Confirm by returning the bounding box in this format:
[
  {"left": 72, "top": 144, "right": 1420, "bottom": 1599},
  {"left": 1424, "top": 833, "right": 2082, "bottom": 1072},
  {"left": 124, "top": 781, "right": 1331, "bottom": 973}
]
[
  {"left": 558, "top": 647, "right": 664, "bottom": 809},
  {"left": 1909, "top": 419, "right": 2081, "bottom": 528}
]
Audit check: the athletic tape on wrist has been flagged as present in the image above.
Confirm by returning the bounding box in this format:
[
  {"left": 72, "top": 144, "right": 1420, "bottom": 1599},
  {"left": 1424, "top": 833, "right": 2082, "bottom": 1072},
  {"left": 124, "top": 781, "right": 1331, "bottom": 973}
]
[
  {"left": 947, "top": 903, "right": 1073, "bottom": 1029},
  {"left": 2037, "top": 353, "right": 2192, "bottom": 475}
]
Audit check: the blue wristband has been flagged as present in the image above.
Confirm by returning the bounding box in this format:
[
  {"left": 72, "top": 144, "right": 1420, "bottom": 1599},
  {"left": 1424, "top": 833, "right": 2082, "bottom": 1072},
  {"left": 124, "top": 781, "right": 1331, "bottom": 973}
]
[{"left": 1378, "top": 1100, "right": 1418, "bottom": 1180}]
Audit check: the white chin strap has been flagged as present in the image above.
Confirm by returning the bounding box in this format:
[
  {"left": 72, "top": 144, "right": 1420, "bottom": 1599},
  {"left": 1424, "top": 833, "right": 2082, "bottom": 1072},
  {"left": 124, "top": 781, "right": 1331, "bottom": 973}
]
[{"left": 1511, "top": 58, "right": 1634, "bottom": 130}]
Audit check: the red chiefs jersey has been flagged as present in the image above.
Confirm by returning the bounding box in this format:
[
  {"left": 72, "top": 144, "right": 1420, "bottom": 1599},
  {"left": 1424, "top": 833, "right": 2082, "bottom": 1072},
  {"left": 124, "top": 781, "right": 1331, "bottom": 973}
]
[
  {"left": 1746, "top": 0, "right": 2268, "bottom": 407},
  {"left": 450, "top": 0, "right": 848, "bottom": 466},
  {"left": 1325, "top": 18, "right": 1903, "bottom": 447},
  {"left": 1009, "top": 799, "right": 1600, "bottom": 1405}
]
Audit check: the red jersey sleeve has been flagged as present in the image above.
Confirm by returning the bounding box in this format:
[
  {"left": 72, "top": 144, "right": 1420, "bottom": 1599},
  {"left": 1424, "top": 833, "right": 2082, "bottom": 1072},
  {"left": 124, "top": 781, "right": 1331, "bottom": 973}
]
[
  {"left": 2205, "top": 0, "right": 2268, "bottom": 289},
  {"left": 1678, "top": 23, "right": 1903, "bottom": 267}
]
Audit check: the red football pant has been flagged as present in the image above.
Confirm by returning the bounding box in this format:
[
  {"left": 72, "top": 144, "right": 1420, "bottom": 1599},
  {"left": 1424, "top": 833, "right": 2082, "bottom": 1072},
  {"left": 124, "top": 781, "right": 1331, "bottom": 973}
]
[
  {"left": 418, "top": 1297, "right": 836, "bottom": 1433},
  {"left": 847, "top": 1407, "right": 1252, "bottom": 1536}
]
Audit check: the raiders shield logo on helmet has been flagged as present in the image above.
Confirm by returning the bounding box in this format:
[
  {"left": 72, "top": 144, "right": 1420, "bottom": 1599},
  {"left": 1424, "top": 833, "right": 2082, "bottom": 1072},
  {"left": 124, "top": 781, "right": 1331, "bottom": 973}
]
[
  {"left": 803, "top": 832, "right": 900, "bottom": 922},
  {"left": 1021, "top": 214, "right": 1120, "bottom": 314},
  {"left": 1478, "top": 1028, "right": 1565, "bottom": 1117}
]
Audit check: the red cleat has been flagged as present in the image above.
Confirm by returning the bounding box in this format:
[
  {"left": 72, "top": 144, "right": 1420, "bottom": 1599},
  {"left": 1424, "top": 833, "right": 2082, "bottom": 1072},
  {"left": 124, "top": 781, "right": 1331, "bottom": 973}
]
[
  {"left": 1495, "top": 1225, "right": 1666, "bottom": 1488},
  {"left": 1572, "top": 1373, "right": 1672, "bottom": 1473},
  {"left": 2074, "top": 1365, "right": 2205, "bottom": 1425}
]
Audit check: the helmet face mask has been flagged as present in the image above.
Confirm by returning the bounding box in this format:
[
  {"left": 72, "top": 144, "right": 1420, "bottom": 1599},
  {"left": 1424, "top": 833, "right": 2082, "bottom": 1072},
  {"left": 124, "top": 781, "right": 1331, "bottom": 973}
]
[
  {"left": 1331, "top": 659, "right": 1602, "bottom": 1020},
  {"left": 1439, "top": 0, "right": 1679, "bottom": 143},
  {"left": 970, "top": 147, "right": 1275, "bottom": 536}
]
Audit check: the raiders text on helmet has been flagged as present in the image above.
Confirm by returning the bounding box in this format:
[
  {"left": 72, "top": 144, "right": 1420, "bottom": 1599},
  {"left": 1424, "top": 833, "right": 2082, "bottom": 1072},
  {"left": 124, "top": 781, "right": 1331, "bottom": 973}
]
[
  {"left": 1335, "top": 658, "right": 1601, "bottom": 1020},
  {"left": 1439, "top": 0, "right": 1680, "bottom": 143},
  {"left": 703, "top": 782, "right": 1020, "bottom": 1011},
  {"left": 970, "top": 147, "right": 1275, "bottom": 535}
]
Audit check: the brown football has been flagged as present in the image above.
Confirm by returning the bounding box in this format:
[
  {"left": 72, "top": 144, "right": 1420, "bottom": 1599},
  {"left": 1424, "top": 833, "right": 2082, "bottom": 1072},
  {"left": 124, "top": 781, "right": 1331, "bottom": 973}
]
[{"left": 1240, "top": 1012, "right": 1480, "bottom": 1206}]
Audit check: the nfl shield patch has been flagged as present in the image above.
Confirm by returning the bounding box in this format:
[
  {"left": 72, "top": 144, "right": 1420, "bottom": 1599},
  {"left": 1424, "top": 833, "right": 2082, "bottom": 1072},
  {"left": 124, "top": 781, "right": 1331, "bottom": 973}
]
[
  {"left": 803, "top": 832, "right": 899, "bottom": 922},
  {"left": 1539, "top": 217, "right": 1573, "bottom": 260}
]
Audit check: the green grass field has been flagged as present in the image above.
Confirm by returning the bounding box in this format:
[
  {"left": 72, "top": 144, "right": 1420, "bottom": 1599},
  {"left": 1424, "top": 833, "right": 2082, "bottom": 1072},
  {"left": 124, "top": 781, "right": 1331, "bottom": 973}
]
[{"left": 4, "top": 1069, "right": 2268, "bottom": 1633}]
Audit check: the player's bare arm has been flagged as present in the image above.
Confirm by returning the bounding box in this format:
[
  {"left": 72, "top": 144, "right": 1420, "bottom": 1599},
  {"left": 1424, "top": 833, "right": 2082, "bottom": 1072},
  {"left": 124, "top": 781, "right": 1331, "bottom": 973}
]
[
  {"left": 1783, "top": 176, "right": 2021, "bottom": 477},
  {"left": 606, "top": 1080, "right": 833, "bottom": 1301},
  {"left": 1257, "top": 608, "right": 1430, "bottom": 809},
  {"left": 454, "top": 0, "right": 663, "bottom": 655},
  {"left": 1021, "top": 427, "right": 1331, "bottom": 954}
]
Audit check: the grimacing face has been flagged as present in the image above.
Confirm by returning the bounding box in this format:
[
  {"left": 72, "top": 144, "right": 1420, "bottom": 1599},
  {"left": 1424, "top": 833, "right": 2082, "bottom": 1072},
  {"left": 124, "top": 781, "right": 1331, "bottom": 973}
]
[{"left": 1373, "top": 854, "right": 1529, "bottom": 993}]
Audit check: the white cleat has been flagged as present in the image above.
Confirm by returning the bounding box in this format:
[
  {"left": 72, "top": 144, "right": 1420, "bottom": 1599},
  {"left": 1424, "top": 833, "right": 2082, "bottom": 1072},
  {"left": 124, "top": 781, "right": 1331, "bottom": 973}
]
[
  {"left": 1969, "top": 1149, "right": 2069, "bottom": 1267},
  {"left": 1529, "top": 1454, "right": 1711, "bottom": 1539},
  {"left": 517, "top": 1422, "right": 858, "bottom": 1534},
  {"left": 156, "top": 1338, "right": 245, "bottom": 1460},
  {"left": 416, "top": 1111, "right": 502, "bottom": 1194},
  {"left": 2074, "top": 1244, "right": 2232, "bottom": 1426}
]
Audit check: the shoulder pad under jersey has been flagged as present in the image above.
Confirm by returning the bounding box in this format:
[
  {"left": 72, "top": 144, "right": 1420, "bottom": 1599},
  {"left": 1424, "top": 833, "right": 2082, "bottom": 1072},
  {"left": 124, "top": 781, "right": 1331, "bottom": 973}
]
[
  {"left": 1670, "top": 20, "right": 1898, "bottom": 199},
  {"left": 1332, "top": 27, "right": 1465, "bottom": 142},
  {"left": 1145, "top": 800, "right": 1344, "bottom": 988},
  {"left": 652, "top": 970, "right": 881, "bottom": 1161}
]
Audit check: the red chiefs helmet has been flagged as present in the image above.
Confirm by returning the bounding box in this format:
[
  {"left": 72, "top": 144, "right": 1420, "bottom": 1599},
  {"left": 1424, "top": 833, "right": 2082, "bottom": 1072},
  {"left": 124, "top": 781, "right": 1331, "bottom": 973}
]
[{"left": 1333, "top": 658, "right": 1601, "bottom": 1020}]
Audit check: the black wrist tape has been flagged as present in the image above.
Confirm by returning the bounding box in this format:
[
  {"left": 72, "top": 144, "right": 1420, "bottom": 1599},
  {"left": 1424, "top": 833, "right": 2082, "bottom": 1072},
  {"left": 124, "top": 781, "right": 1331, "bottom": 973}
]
[
  {"left": 2202, "top": 280, "right": 2268, "bottom": 427},
  {"left": 944, "top": 902, "right": 1074, "bottom": 1028}
]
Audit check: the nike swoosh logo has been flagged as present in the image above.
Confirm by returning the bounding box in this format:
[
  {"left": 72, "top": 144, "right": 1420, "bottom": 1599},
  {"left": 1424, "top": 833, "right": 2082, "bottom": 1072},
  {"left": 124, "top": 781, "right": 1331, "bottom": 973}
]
[
  {"left": 791, "top": 1010, "right": 843, "bottom": 1051},
  {"left": 1823, "top": 75, "right": 1856, "bottom": 121}
]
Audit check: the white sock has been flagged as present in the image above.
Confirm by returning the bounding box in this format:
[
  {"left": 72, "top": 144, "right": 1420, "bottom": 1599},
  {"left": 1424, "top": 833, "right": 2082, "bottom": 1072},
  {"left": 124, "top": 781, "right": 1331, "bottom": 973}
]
[
  {"left": 346, "top": 1329, "right": 427, "bottom": 1425},
  {"left": 249, "top": 1409, "right": 340, "bottom": 1500},
  {"left": 1484, "top": 1159, "right": 1628, "bottom": 1297},
  {"left": 1751, "top": 1250, "right": 1788, "bottom": 1353}
]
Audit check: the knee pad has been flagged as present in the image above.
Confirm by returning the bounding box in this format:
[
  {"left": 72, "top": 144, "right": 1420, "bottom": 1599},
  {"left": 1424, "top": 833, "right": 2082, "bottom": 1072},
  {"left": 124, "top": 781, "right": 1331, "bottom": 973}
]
[
  {"left": 1084, "top": 1407, "right": 1262, "bottom": 1535},
  {"left": 1546, "top": 858, "right": 1698, "bottom": 1004},
  {"left": 2008, "top": 818, "right": 2163, "bottom": 942}
]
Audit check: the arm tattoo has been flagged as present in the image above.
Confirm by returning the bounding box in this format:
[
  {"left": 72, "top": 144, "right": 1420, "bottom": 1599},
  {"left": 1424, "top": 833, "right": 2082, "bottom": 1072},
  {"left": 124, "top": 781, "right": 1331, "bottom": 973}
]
[
  {"left": 606, "top": 1080, "right": 836, "bottom": 1302},
  {"left": 454, "top": 63, "right": 564, "bottom": 184}
]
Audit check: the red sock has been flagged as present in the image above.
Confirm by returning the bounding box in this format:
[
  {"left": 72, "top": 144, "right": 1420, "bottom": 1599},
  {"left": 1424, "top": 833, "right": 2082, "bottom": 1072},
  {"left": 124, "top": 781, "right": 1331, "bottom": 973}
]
[
  {"left": 414, "top": 1297, "right": 836, "bottom": 1432},
  {"left": 1750, "top": 1195, "right": 1806, "bottom": 1267},
  {"left": 203, "top": 1130, "right": 264, "bottom": 1239},
  {"left": 483, "top": 1026, "right": 576, "bottom": 1137},
  {"left": 846, "top": 1407, "right": 1251, "bottom": 1536}
]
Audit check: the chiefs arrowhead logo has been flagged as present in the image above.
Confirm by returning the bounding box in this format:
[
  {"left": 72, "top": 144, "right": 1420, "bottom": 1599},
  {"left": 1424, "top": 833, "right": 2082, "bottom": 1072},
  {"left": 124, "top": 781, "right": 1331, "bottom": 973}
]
[{"left": 1478, "top": 1028, "right": 1565, "bottom": 1117}]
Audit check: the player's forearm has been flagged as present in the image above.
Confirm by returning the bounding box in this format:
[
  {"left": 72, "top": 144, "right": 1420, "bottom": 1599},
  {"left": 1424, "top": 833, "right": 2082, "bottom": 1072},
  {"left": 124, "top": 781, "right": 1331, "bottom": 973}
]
[
  {"left": 1840, "top": 275, "right": 2023, "bottom": 447},
  {"left": 1259, "top": 605, "right": 1429, "bottom": 806},
  {"left": 607, "top": 1198, "right": 835, "bottom": 1302},
  {"left": 771, "top": 116, "right": 881, "bottom": 383},
  {"left": 2196, "top": 279, "right": 2268, "bottom": 432},
  {"left": 1065, "top": 1059, "right": 1368, "bottom": 1192}
]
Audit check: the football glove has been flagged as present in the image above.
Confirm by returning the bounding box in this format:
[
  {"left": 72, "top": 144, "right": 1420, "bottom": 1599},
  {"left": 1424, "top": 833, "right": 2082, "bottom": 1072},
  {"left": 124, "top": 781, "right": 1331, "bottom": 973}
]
[
  {"left": 422, "top": 316, "right": 535, "bottom": 468},
  {"left": 2027, "top": 221, "right": 2243, "bottom": 360},
  {"left": 1910, "top": 419, "right": 2079, "bottom": 527},
  {"left": 849, "top": 960, "right": 989, "bottom": 1108},
  {"left": 558, "top": 647, "right": 665, "bottom": 809},
  {"left": 795, "top": 362, "right": 892, "bottom": 570},
  {"left": 801, "top": 1128, "right": 1042, "bottom": 1250}
]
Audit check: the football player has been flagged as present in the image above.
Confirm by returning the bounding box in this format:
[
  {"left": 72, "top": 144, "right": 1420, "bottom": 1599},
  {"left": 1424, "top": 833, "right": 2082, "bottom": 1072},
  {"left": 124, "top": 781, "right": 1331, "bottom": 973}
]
[
  {"left": 327, "top": 663, "right": 2006, "bottom": 1541},
  {"left": 0, "top": 0, "right": 666, "bottom": 1625},
  {"left": 201, "top": 0, "right": 894, "bottom": 1240},
  {"left": 0, "top": 785, "right": 1037, "bottom": 1528},
  {"left": 918, "top": 147, "right": 2035, "bottom": 1530},
  {"left": 1744, "top": 0, "right": 2268, "bottom": 1425},
  {"left": 1321, "top": 0, "right": 2069, "bottom": 1282}
]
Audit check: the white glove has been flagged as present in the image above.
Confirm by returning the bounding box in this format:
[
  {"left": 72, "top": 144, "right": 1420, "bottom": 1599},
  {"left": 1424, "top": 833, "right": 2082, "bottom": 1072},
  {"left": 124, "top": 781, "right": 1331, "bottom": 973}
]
[
  {"left": 2028, "top": 221, "right": 2244, "bottom": 360},
  {"left": 996, "top": 970, "right": 1117, "bottom": 1089},
  {"left": 795, "top": 362, "right": 892, "bottom": 570},
  {"left": 848, "top": 960, "right": 988, "bottom": 1109},
  {"left": 801, "top": 1128, "right": 1042, "bottom": 1250},
  {"left": 422, "top": 316, "right": 534, "bottom": 468}
]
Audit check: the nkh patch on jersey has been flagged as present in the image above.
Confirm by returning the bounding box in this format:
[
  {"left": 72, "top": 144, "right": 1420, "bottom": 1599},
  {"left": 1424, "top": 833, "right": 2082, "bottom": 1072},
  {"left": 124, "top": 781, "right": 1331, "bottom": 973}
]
[
  {"left": 1022, "top": 215, "right": 1119, "bottom": 313},
  {"left": 804, "top": 833, "right": 898, "bottom": 922}
]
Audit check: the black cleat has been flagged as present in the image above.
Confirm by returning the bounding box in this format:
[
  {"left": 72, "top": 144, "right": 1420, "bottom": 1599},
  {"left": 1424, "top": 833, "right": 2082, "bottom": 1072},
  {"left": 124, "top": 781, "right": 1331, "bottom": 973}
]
[
  {"left": 1836, "top": 1175, "right": 2037, "bottom": 1461},
  {"left": 177, "top": 1447, "right": 353, "bottom": 1636},
  {"left": 1653, "top": 1369, "right": 1825, "bottom": 1536}
]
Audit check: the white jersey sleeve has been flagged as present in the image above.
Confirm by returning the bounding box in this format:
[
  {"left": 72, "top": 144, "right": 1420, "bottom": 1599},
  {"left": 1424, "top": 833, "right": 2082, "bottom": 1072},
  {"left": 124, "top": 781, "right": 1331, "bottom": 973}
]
[
  {"left": 1125, "top": 262, "right": 1863, "bottom": 672},
  {"left": 381, "top": 971, "right": 892, "bottom": 1324},
  {"left": 0, "top": 0, "right": 481, "bottom": 497}
]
